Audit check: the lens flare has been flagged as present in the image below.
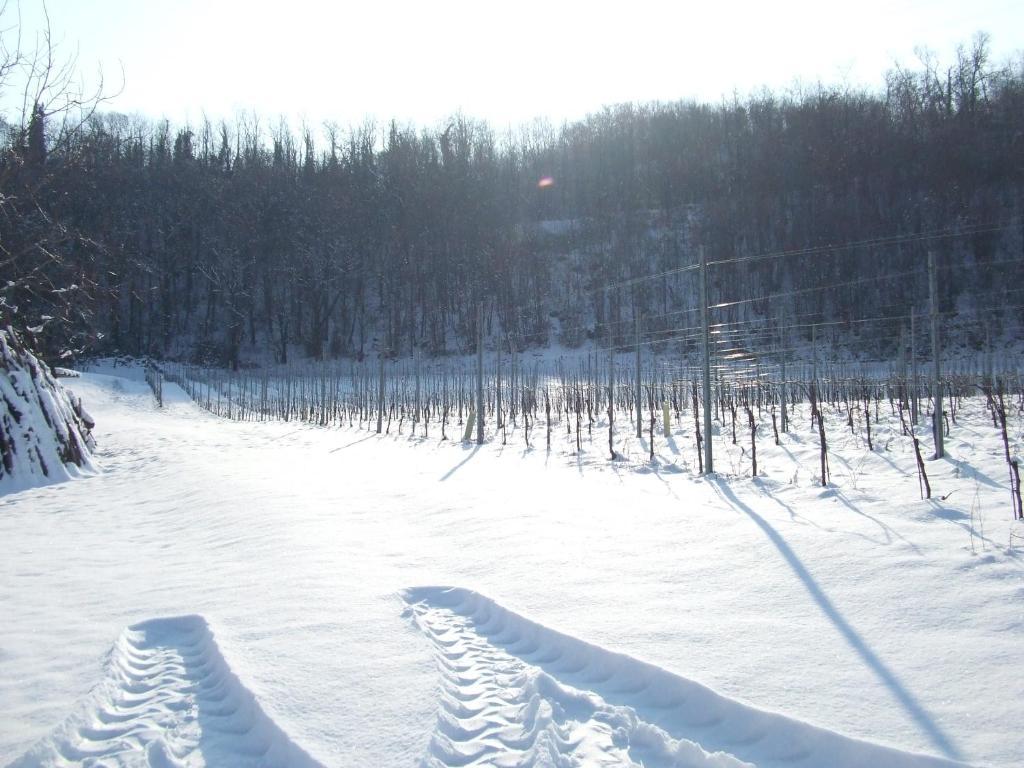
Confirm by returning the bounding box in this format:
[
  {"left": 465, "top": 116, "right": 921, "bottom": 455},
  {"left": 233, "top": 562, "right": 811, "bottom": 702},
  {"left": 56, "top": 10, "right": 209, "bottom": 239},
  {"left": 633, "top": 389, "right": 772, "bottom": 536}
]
[{"left": 537, "top": 176, "right": 554, "bottom": 188}]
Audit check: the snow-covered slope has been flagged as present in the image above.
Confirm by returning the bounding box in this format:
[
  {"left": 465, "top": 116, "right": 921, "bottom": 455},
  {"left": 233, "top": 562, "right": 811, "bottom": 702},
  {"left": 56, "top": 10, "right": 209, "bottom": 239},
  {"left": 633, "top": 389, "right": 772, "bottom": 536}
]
[
  {"left": 0, "top": 329, "right": 95, "bottom": 492},
  {"left": 1, "top": 368, "right": 1021, "bottom": 766}
]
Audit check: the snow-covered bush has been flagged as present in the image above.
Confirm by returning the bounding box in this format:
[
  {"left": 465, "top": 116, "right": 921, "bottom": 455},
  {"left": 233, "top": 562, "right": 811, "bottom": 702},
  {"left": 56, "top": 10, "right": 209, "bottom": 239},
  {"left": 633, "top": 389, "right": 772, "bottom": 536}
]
[{"left": 0, "top": 327, "right": 95, "bottom": 491}]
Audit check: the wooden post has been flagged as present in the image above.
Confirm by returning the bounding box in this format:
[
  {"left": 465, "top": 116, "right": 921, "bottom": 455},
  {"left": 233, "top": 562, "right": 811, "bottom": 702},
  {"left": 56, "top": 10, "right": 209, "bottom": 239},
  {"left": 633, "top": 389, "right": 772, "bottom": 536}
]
[
  {"left": 898, "top": 323, "right": 907, "bottom": 391},
  {"left": 477, "top": 301, "right": 484, "bottom": 445},
  {"left": 607, "top": 288, "right": 615, "bottom": 460},
  {"left": 779, "top": 316, "right": 788, "bottom": 434},
  {"left": 811, "top": 322, "right": 818, "bottom": 384},
  {"left": 376, "top": 349, "right": 385, "bottom": 433},
  {"left": 497, "top": 335, "right": 503, "bottom": 430},
  {"left": 986, "top": 324, "right": 994, "bottom": 391},
  {"left": 910, "top": 306, "right": 919, "bottom": 425},
  {"left": 700, "top": 246, "right": 713, "bottom": 474},
  {"left": 635, "top": 311, "right": 642, "bottom": 439},
  {"left": 414, "top": 347, "right": 420, "bottom": 431},
  {"left": 929, "top": 251, "right": 944, "bottom": 459}
]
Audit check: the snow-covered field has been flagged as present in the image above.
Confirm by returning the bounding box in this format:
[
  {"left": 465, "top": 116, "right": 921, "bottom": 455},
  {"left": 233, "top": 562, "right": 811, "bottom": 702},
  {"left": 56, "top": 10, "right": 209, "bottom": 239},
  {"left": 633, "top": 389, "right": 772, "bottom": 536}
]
[{"left": 1, "top": 367, "right": 1022, "bottom": 767}]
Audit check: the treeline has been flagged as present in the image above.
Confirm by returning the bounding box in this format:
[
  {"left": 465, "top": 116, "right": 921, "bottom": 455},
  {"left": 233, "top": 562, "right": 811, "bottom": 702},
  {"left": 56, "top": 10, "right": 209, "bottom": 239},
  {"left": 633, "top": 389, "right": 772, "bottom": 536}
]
[{"left": 3, "top": 34, "right": 1023, "bottom": 366}]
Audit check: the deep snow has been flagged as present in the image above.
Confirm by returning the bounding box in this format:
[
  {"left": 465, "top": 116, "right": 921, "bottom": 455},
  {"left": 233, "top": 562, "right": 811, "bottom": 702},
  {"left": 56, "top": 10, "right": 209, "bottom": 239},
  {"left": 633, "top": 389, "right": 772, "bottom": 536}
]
[{"left": 1, "top": 368, "right": 1022, "bottom": 766}]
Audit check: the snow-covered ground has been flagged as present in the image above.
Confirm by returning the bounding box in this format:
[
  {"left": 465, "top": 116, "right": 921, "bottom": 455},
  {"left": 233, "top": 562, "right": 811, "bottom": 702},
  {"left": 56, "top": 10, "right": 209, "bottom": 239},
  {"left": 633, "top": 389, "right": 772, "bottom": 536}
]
[{"left": 1, "top": 368, "right": 1022, "bottom": 766}]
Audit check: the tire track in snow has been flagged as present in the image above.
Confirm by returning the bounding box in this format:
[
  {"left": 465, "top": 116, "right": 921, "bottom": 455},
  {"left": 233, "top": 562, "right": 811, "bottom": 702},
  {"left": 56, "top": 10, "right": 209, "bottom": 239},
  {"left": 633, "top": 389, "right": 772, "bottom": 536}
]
[
  {"left": 404, "top": 589, "right": 751, "bottom": 768},
  {"left": 402, "top": 587, "right": 973, "bottom": 768},
  {"left": 10, "top": 615, "right": 322, "bottom": 768}
]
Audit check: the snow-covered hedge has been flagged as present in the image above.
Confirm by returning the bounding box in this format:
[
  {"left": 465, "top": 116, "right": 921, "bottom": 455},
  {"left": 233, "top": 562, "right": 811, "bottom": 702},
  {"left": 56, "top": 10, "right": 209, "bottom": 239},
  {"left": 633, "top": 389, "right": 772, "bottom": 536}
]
[{"left": 0, "top": 327, "right": 95, "bottom": 491}]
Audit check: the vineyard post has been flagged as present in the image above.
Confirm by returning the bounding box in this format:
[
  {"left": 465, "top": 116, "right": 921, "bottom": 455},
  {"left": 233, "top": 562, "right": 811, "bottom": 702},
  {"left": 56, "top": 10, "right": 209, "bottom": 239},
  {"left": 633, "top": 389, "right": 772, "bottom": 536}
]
[
  {"left": 898, "top": 323, "right": 907, "bottom": 413},
  {"left": 929, "top": 250, "right": 944, "bottom": 459},
  {"left": 779, "top": 315, "right": 788, "bottom": 433},
  {"left": 414, "top": 346, "right": 420, "bottom": 432},
  {"left": 986, "top": 325, "right": 994, "bottom": 391},
  {"left": 376, "top": 349, "right": 385, "bottom": 433},
  {"left": 607, "top": 288, "right": 615, "bottom": 460},
  {"left": 635, "top": 312, "right": 642, "bottom": 438},
  {"left": 497, "top": 335, "right": 503, "bottom": 431},
  {"left": 477, "top": 301, "right": 485, "bottom": 445},
  {"left": 700, "top": 245, "right": 713, "bottom": 474},
  {"left": 811, "top": 322, "right": 818, "bottom": 383},
  {"left": 911, "top": 306, "right": 919, "bottom": 425}
]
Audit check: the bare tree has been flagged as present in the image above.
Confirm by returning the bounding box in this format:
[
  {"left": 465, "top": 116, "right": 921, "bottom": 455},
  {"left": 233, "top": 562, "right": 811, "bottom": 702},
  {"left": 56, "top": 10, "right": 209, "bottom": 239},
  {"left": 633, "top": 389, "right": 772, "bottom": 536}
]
[{"left": 0, "top": 0, "right": 120, "bottom": 361}]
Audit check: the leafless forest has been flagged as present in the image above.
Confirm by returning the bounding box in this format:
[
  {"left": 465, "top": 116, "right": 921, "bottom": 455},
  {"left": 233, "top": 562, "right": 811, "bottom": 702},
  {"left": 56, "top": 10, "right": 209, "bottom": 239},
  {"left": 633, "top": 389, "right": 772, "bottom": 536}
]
[{"left": 3, "top": 35, "right": 1021, "bottom": 368}]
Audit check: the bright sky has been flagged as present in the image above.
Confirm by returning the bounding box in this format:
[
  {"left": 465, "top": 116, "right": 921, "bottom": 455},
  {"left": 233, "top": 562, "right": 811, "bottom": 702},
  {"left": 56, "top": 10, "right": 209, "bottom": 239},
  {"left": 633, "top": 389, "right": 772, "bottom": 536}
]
[{"left": 10, "top": 0, "right": 1024, "bottom": 131}]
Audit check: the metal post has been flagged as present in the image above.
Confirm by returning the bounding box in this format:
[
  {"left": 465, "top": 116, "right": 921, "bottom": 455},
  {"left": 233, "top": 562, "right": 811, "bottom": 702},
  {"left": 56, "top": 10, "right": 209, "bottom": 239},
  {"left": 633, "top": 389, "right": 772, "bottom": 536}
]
[
  {"left": 376, "top": 349, "right": 385, "bottom": 433},
  {"left": 700, "top": 246, "right": 713, "bottom": 474},
  {"left": 929, "top": 251, "right": 944, "bottom": 459},
  {"left": 477, "top": 301, "right": 485, "bottom": 445},
  {"left": 635, "top": 312, "right": 642, "bottom": 438}
]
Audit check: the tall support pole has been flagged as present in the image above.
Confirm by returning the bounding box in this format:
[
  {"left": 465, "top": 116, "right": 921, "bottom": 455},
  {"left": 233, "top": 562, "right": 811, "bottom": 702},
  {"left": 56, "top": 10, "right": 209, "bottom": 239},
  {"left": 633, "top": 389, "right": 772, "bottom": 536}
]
[
  {"left": 986, "top": 324, "right": 994, "bottom": 391},
  {"left": 779, "top": 315, "right": 788, "bottom": 434},
  {"left": 700, "top": 246, "right": 714, "bottom": 474},
  {"left": 497, "top": 336, "right": 503, "bottom": 430},
  {"left": 811, "top": 322, "right": 818, "bottom": 384},
  {"left": 898, "top": 324, "right": 907, "bottom": 382},
  {"left": 607, "top": 288, "right": 615, "bottom": 460},
  {"left": 376, "top": 348, "right": 385, "bottom": 433},
  {"left": 635, "top": 311, "right": 643, "bottom": 438},
  {"left": 929, "top": 251, "right": 944, "bottom": 459},
  {"left": 910, "top": 306, "right": 919, "bottom": 425},
  {"left": 477, "top": 301, "right": 485, "bottom": 445},
  {"left": 414, "top": 346, "right": 420, "bottom": 430}
]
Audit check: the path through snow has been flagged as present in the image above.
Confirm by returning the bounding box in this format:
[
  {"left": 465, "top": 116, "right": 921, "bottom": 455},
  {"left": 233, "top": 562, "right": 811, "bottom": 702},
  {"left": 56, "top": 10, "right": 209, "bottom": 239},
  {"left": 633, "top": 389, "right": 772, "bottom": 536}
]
[
  {"left": 11, "top": 616, "right": 321, "bottom": 768},
  {"left": 404, "top": 587, "right": 968, "bottom": 768}
]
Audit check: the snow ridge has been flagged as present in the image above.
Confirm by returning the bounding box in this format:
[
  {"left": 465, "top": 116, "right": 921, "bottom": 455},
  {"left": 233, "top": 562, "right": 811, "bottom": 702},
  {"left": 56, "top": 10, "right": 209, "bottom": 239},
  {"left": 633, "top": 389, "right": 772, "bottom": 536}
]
[
  {"left": 402, "top": 587, "right": 972, "bottom": 768},
  {"left": 9, "top": 615, "right": 322, "bottom": 768}
]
